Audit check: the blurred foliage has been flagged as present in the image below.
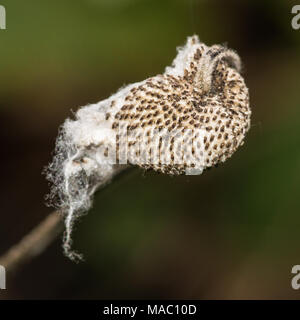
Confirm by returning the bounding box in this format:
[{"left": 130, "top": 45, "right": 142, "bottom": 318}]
[{"left": 1, "top": 0, "right": 300, "bottom": 299}]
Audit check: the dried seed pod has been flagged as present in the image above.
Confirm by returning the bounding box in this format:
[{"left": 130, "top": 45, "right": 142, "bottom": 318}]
[{"left": 46, "top": 35, "right": 251, "bottom": 260}]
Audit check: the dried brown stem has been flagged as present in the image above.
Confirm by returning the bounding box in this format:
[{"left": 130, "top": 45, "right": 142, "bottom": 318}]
[{"left": 0, "top": 211, "right": 63, "bottom": 273}]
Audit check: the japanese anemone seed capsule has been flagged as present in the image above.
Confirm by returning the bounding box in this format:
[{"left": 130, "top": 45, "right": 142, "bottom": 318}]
[{"left": 46, "top": 35, "right": 251, "bottom": 260}]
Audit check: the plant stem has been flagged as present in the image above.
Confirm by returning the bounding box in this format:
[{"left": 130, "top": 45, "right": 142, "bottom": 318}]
[{"left": 0, "top": 165, "right": 129, "bottom": 273}]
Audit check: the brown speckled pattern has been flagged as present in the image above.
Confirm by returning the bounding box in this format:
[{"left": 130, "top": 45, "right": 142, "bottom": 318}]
[{"left": 108, "top": 37, "right": 250, "bottom": 174}]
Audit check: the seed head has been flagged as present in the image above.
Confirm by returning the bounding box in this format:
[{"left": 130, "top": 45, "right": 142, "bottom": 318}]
[{"left": 46, "top": 35, "right": 251, "bottom": 260}]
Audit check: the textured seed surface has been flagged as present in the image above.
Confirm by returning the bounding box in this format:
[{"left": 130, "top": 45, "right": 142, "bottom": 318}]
[{"left": 107, "top": 35, "right": 251, "bottom": 174}]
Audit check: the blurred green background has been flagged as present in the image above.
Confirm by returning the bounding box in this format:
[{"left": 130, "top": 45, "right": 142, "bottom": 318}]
[{"left": 1, "top": 0, "right": 300, "bottom": 299}]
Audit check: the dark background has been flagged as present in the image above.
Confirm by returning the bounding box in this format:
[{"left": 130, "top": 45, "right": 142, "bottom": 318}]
[{"left": 1, "top": 0, "right": 300, "bottom": 299}]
